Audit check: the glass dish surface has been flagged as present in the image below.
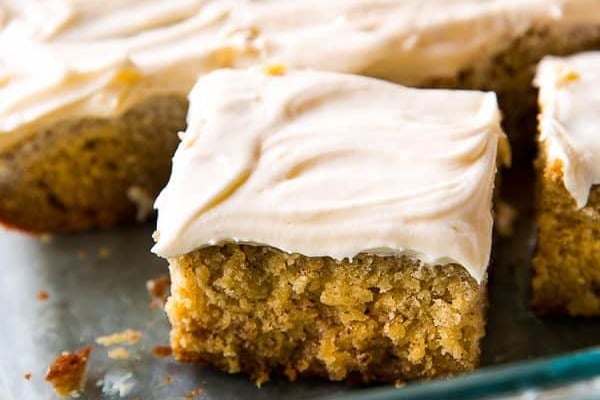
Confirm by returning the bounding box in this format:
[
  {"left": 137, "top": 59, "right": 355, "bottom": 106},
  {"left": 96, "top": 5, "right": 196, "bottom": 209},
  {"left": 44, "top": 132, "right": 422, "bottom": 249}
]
[{"left": 1, "top": 167, "right": 600, "bottom": 399}]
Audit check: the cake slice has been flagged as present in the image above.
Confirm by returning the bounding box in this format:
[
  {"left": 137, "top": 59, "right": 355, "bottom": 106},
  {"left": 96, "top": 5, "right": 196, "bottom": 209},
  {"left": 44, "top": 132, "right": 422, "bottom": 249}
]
[
  {"left": 532, "top": 53, "right": 600, "bottom": 316},
  {"left": 1, "top": 0, "right": 600, "bottom": 232},
  {"left": 152, "top": 68, "right": 508, "bottom": 383}
]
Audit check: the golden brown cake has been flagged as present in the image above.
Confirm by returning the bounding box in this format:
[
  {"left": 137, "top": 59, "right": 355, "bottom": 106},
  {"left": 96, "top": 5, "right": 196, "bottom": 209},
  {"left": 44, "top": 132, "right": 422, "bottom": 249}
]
[
  {"left": 45, "top": 346, "right": 92, "bottom": 397},
  {"left": 1, "top": 0, "right": 600, "bottom": 232},
  {"left": 532, "top": 53, "right": 600, "bottom": 316},
  {"left": 152, "top": 69, "right": 507, "bottom": 383}
]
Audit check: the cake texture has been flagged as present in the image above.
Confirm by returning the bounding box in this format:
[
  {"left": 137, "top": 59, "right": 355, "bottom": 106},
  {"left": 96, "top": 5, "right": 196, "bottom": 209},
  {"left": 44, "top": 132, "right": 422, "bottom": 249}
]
[
  {"left": 1, "top": 0, "right": 600, "bottom": 232},
  {"left": 532, "top": 53, "right": 600, "bottom": 316},
  {"left": 153, "top": 69, "right": 507, "bottom": 383}
]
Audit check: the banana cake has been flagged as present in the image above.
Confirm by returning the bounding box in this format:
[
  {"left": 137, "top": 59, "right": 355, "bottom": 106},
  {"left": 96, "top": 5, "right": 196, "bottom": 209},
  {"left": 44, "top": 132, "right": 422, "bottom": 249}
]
[
  {"left": 152, "top": 68, "right": 508, "bottom": 384},
  {"left": 2, "top": 0, "right": 600, "bottom": 232},
  {"left": 532, "top": 52, "right": 600, "bottom": 316}
]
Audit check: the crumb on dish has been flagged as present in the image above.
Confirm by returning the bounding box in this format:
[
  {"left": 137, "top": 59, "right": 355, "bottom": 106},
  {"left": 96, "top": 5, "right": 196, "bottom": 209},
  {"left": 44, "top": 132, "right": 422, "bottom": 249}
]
[
  {"left": 37, "top": 290, "right": 49, "bottom": 301},
  {"left": 151, "top": 345, "right": 172, "bottom": 358},
  {"left": 96, "top": 329, "right": 142, "bottom": 346},
  {"left": 107, "top": 347, "right": 130, "bottom": 360},
  {"left": 45, "top": 346, "right": 92, "bottom": 397}
]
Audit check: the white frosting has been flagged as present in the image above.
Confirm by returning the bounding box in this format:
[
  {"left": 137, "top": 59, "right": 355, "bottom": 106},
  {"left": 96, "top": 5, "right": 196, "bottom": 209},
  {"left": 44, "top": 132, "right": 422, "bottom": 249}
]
[
  {"left": 535, "top": 52, "right": 600, "bottom": 208},
  {"left": 152, "top": 69, "right": 506, "bottom": 283},
  {"left": 1, "top": 0, "right": 599, "bottom": 142}
]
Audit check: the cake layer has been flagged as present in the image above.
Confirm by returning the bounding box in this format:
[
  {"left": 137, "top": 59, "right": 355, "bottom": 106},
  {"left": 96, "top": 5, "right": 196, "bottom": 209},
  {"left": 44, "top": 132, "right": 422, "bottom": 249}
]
[
  {"left": 532, "top": 52, "right": 600, "bottom": 316},
  {"left": 152, "top": 69, "right": 507, "bottom": 283},
  {"left": 166, "top": 244, "right": 486, "bottom": 383},
  {"left": 2, "top": 0, "right": 600, "bottom": 144},
  {"left": 535, "top": 52, "right": 600, "bottom": 208}
]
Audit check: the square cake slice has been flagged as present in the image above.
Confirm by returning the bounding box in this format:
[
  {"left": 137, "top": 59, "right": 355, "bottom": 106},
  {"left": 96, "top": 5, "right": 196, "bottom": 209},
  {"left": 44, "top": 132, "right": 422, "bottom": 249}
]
[
  {"left": 532, "top": 53, "right": 600, "bottom": 316},
  {"left": 152, "top": 68, "right": 507, "bottom": 383}
]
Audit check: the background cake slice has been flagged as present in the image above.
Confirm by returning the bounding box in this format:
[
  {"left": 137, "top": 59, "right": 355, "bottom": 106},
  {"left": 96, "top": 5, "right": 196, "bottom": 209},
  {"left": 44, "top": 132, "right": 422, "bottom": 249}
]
[
  {"left": 152, "top": 68, "right": 508, "bottom": 383},
  {"left": 1, "top": 0, "right": 600, "bottom": 232},
  {"left": 532, "top": 53, "right": 600, "bottom": 316}
]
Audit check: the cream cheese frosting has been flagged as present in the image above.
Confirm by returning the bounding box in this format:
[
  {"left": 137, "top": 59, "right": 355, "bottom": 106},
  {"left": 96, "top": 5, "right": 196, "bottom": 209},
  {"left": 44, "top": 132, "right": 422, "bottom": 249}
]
[
  {"left": 535, "top": 52, "right": 600, "bottom": 208},
  {"left": 152, "top": 69, "right": 506, "bottom": 283},
  {"left": 1, "top": 0, "right": 600, "bottom": 144}
]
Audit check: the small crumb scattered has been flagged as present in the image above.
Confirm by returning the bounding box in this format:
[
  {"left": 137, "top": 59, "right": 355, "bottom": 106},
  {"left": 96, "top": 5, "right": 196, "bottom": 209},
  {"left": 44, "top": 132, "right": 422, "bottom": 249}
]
[
  {"left": 156, "top": 375, "right": 174, "bottom": 389},
  {"left": 495, "top": 201, "right": 518, "bottom": 237},
  {"left": 98, "top": 247, "right": 112, "bottom": 259},
  {"left": 556, "top": 67, "right": 580, "bottom": 86},
  {"left": 147, "top": 275, "right": 170, "bottom": 309},
  {"left": 264, "top": 63, "right": 287, "bottom": 76},
  {"left": 394, "top": 380, "right": 406, "bottom": 388},
  {"left": 45, "top": 346, "right": 92, "bottom": 398},
  {"left": 37, "top": 290, "right": 49, "bottom": 301},
  {"left": 108, "top": 347, "right": 130, "bottom": 360},
  {"left": 151, "top": 345, "right": 172, "bottom": 358},
  {"left": 96, "top": 329, "right": 142, "bottom": 347},
  {"left": 254, "top": 371, "right": 269, "bottom": 388},
  {"left": 184, "top": 388, "right": 203, "bottom": 399},
  {"left": 24, "top": 372, "right": 32, "bottom": 381},
  {"left": 38, "top": 234, "right": 53, "bottom": 244},
  {"left": 76, "top": 250, "right": 87, "bottom": 260}
]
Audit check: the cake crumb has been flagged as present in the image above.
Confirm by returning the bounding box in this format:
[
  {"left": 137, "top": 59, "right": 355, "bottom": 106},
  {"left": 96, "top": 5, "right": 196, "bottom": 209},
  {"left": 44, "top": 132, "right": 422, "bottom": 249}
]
[
  {"left": 98, "top": 247, "right": 112, "bottom": 259},
  {"left": 151, "top": 345, "right": 172, "bottom": 358},
  {"left": 45, "top": 346, "right": 92, "bottom": 397},
  {"left": 162, "top": 375, "right": 174, "bottom": 385},
  {"left": 264, "top": 63, "right": 287, "bottom": 76},
  {"left": 394, "top": 380, "right": 406, "bottom": 388},
  {"left": 495, "top": 201, "right": 518, "bottom": 237},
  {"left": 147, "top": 275, "right": 170, "bottom": 309},
  {"left": 37, "top": 290, "right": 49, "bottom": 301},
  {"left": 96, "top": 329, "right": 142, "bottom": 346},
  {"left": 184, "top": 388, "right": 203, "bottom": 398},
  {"left": 24, "top": 372, "right": 32, "bottom": 380},
  {"left": 38, "top": 234, "right": 53, "bottom": 244},
  {"left": 76, "top": 250, "right": 87, "bottom": 260},
  {"left": 556, "top": 67, "right": 580, "bottom": 86},
  {"left": 108, "top": 347, "right": 130, "bottom": 360}
]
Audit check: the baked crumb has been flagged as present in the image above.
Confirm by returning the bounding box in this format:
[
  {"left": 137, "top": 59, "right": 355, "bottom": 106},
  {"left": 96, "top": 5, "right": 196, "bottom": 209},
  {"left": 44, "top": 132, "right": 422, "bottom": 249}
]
[
  {"left": 264, "top": 63, "right": 287, "bottom": 76},
  {"left": 495, "top": 200, "right": 518, "bottom": 237},
  {"left": 394, "top": 380, "right": 406, "bottom": 388},
  {"left": 107, "top": 347, "right": 130, "bottom": 360},
  {"left": 24, "top": 372, "right": 32, "bottom": 381},
  {"left": 37, "top": 290, "right": 49, "bottom": 301},
  {"left": 162, "top": 375, "right": 174, "bottom": 385},
  {"left": 151, "top": 345, "right": 172, "bottom": 358},
  {"left": 45, "top": 346, "right": 92, "bottom": 397},
  {"left": 98, "top": 247, "right": 111, "bottom": 259},
  {"left": 147, "top": 275, "right": 170, "bottom": 309},
  {"left": 38, "top": 234, "right": 53, "bottom": 244},
  {"left": 76, "top": 250, "right": 87, "bottom": 260},
  {"left": 96, "top": 329, "right": 142, "bottom": 346},
  {"left": 184, "top": 388, "right": 203, "bottom": 399},
  {"left": 556, "top": 67, "right": 580, "bottom": 86}
]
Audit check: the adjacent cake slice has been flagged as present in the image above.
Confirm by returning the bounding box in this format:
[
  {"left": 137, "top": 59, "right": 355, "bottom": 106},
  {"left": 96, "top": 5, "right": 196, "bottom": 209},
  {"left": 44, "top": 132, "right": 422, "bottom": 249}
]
[
  {"left": 152, "top": 68, "right": 508, "bottom": 383},
  {"left": 532, "top": 53, "right": 600, "bottom": 316},
  {"left": 1, "top": 0, "right": 600, "bottom": 233}
]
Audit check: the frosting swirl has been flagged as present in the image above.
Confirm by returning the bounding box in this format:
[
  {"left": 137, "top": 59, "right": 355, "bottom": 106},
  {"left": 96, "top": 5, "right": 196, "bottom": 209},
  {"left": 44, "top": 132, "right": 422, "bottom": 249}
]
[{"left": 152, "top": 69, "right": 506, "bottom": 282}]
